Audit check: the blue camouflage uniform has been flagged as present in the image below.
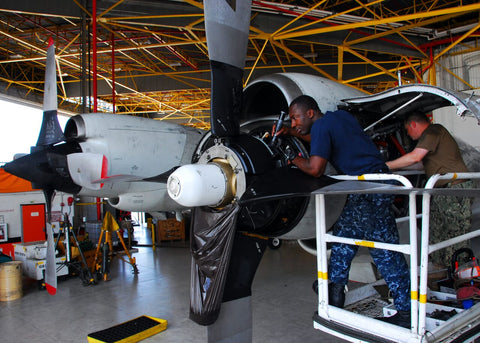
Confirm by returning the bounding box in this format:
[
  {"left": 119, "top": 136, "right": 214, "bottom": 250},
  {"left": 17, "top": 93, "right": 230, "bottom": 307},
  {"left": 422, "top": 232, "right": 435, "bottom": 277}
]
[{"left": 311, "top": 110, "right": 411, "bottom": 312}]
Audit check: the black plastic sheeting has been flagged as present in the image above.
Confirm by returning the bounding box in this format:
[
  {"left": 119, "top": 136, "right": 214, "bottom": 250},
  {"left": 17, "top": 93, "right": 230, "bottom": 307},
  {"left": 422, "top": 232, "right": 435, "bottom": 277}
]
[{"left": 189, "top": 203, "right": 240, "bottom": 325}]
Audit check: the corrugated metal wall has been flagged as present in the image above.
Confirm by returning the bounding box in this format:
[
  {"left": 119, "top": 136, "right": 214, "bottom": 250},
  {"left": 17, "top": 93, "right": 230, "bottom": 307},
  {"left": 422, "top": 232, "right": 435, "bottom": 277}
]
[
  {"left": 435, "top": 47, "right": 480, "bottom": 91},
  {"left": 433, "top": 46, "right": 480, "bottom": 152}
]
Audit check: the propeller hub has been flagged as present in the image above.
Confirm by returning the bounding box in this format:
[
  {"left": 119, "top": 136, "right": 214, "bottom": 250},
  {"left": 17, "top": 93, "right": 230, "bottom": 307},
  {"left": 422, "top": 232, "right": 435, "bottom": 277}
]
[{"left": 167, "top": 143, "right": 246, "bottom": 208}]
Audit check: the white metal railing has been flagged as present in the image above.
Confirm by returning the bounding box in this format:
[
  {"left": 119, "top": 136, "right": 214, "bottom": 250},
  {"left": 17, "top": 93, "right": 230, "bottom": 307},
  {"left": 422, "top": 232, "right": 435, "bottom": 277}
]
[
  {"left": 314, "top": 172, "right": 480, "bottom": 342},
  {"left": 315, "top": 173, "right": 419, "bottom": 340},
  {"left": 418, "top": 172, "right": 480, "bottom": 336}
]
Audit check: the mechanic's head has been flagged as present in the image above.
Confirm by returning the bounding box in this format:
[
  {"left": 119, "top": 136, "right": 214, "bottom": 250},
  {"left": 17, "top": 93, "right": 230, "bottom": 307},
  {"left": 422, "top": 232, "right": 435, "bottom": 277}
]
[
  {"left": 289, "top": 95, "right": 323, "bottom": 135},
  {"left": 404, "top": 112, "right": 431, "bottom": 140}
]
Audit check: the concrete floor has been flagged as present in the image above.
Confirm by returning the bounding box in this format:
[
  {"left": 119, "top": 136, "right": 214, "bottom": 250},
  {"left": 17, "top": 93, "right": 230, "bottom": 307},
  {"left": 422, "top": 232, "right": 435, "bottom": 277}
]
[{"left": 0, "top": 227, "right": 346, "bottom": 343}]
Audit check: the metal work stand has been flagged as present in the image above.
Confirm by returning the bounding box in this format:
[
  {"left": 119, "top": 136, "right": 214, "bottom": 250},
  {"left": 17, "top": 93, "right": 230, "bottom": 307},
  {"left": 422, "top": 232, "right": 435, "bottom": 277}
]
[
  {"left": 54, "top": 212, "right": 96, "bottom": 286},
  {"left": 92, "top": 211, "right": 138, "bottom": 281},
  {"left": 313, "top": 172, "right": 480, "bottom": 343}
]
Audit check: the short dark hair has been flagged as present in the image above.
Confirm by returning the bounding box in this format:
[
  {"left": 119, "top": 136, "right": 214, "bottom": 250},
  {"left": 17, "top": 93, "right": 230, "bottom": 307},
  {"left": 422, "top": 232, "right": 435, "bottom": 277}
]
[
  {"left": 290, "top": 95, "right": 321, "bottom": 113},
  {"left": 405, "top": 112, "right": 430, "bottom": 125}
]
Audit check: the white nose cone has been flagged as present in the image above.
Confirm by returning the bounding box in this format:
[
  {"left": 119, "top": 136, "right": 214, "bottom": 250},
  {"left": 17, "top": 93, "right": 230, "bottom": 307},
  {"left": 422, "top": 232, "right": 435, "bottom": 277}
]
[{"left": 167, "top": 164, "right": 226, "bottom": 207}]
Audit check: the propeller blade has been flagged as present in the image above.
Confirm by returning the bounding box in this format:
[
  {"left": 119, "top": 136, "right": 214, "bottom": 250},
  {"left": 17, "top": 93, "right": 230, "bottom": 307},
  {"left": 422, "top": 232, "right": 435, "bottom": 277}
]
[
  {"left": 143, "top": 166, "right": 179, "bottom": 183},
  {"left": 36, "top": 37, "right": 65, "bottom": 147},
  {"left": 90, "top": 167, "right": 180, "bottom": 185},
  {"left": 43, "top": 188, "right": 57, "bottom": 295},
  {"left": 3, "top": 149, "right": 80, "bottom": 195},
  {"left": 239, "top": 167, "right": 339, "bottom": 205},
  {"left": 5, "top": 38, "right": 70, "bottom": 296},
  {"left": 204, "top": 0, "right": 251, "bottom": 137}
]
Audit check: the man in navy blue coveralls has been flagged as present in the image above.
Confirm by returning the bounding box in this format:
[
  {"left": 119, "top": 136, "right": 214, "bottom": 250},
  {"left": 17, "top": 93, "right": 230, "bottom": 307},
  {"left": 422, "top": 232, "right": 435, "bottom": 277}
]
[{"left": 275, "top": 95, "right": 411, "bottom": 328}]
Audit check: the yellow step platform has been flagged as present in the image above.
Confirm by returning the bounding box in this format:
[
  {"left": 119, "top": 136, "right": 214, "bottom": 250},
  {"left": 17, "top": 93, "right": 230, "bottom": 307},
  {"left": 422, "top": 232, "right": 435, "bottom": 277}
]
[{"left": 87, "top": 315, "right": 167, "bottom": 343}]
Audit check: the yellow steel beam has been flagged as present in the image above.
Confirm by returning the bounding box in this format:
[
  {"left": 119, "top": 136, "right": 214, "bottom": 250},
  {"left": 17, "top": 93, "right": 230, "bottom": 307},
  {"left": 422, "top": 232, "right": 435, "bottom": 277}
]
[
  {"left": 343, "top": 62, "right": 421, "bottom": 84},
  {"left": 271, "top": 0, "right": 329, "bottom": 37},
  {"left": 338, "top": 46, "right": 344, "bottom": 81},
  {"left": 343, "top": 46, "right": 399, "bottom": 81},
  {"left": 271, "top": 39, "right": 335, "bottom": 81},
  {"left": 435, "top": 22, "right": 480, "bottom": 61},
  {"left": 278, "top": 0, "right": 384, "bottom": 38},
  {"left": 244, "top": 39, "right": 269, "bottom": 86},
  {"left": 275, "top": 3, "right": 480, "bottom": 40},
  {"left": 438, "top": 62, "right": 475, "bottom": 90},
  {"left": 402, "top": 57, "right": 423, "bottom": 83}
]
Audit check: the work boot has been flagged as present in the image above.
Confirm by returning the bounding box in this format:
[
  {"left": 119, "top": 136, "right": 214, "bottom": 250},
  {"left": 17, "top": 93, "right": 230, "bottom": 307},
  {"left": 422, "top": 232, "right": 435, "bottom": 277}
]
[
  {"left": 328, "top": 283, "right": 345, "bottom": 308},
  {"left": 377, "top": 310, "right": 411, "bottom": 328}
]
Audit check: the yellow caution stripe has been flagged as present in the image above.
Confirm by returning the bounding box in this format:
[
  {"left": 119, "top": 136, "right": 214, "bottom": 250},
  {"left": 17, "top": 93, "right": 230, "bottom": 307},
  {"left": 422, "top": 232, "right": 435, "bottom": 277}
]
[
  {"left": 317, "top": 271, "right": 328, "bottom": 280},
  {"left": 354, "top": 240, "right": 375, "bottom": 248},
  {"left": 419, "top": 294, "right": 427, "bottom": 304},
  {"left": 411, "top": 290, "right": 418, "bottom": 301}
]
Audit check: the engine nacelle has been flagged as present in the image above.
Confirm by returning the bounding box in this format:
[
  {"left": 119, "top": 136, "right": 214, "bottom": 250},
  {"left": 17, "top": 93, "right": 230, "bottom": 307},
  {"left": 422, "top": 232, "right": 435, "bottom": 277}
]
[
  {"left": 62, "top": 113, "right": 204, "bottom": 201},
  {"left": 64, "top": 113, "right": 204, "bottom": 182},
  {"left": 240, "top": 73, "right": 365, "bottom": 124}
]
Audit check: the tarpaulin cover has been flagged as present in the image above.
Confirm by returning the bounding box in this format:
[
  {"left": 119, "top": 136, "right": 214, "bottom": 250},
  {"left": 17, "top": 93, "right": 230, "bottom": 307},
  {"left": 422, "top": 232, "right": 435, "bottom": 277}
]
[
  {"left": 189, "top": 203, "right": 240, "bottom": 326},
  {"left": 0, "top": 168, "right": 37, "bottom": 193}
]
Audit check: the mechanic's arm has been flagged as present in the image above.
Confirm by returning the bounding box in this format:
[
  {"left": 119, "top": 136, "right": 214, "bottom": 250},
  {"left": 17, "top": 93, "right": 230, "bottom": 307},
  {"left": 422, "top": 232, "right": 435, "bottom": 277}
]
[
  {"left": 273, "top": 125, "right": 311, "bottom": 142},
  {"left": 291, "top": 155, "right": 327, "bottom": 177},
  {"left": 386, "top": 147, "right": 428, "bottom": 170}
]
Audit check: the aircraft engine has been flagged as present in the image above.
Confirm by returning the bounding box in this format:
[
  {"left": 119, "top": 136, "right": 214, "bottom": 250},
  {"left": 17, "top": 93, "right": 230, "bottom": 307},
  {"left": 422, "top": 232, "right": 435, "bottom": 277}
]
[
  {"left": 168, "top": 133, "right": 305, "bottom": 237},
  {"left": 168, "top": 72, "right": 359, "bottom": 240},
  {"left": 4, "top": 111, "right": 205, "bottom": 215},
  {"left": 60, "top": 113, "right": 204, "bottom": 199}
]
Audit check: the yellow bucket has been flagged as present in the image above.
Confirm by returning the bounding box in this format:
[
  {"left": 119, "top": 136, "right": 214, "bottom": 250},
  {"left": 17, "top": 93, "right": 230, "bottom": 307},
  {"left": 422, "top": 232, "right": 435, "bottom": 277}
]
[{"left": 0, "top": 261, "right": 23, "bottom": 301}]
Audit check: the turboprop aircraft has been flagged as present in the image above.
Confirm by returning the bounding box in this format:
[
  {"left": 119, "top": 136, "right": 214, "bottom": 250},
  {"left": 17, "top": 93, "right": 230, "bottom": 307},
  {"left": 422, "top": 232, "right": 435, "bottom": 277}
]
[
  {"left": 4, "top": 0, "right": 480, "bottom": 342},
  {"left": 165, "top": 1, "right": 480, "bottom": 342}
]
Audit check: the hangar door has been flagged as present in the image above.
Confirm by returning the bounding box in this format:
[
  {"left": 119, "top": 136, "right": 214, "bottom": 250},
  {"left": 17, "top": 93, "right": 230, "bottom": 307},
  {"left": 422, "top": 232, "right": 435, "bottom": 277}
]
[{"left": 21, "top": 204, "right": 46, "bottom": 242}]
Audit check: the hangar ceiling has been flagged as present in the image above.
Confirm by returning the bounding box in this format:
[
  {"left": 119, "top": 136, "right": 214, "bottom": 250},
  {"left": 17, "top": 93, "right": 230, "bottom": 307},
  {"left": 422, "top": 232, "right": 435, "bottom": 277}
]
[{"left": 0, "top": 0, "right": 480, "bottom": 129}]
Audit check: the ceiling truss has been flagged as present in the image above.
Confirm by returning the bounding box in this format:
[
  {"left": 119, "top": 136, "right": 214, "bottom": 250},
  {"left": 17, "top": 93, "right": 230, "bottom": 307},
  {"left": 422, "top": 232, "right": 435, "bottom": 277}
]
[{"left": 0, "top": 0, "right": 479, "bottom": 129}]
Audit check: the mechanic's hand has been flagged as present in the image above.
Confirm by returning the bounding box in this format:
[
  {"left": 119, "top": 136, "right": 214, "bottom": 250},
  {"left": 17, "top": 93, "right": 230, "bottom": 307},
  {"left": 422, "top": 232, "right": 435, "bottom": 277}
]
[
  {"left": 277, "top": 145, "right": 298, "bottom": 164},
  {"left": 284, "top": 145, "right": 297, "bottom": 162},
  {"left": 271, "top": 124, "right": 291, "bottom": 138}
]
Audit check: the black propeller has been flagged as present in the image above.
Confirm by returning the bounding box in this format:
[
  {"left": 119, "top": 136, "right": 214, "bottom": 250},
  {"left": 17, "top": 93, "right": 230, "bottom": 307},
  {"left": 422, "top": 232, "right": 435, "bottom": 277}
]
[
  {"left": 35, "top": 109, "right": 65, "bottom": 147},
  {"left": 3, "top": 38, "right": 71, "bottom": 295},
  {"left": 187, "top": 1, "right": 339, "bottom": 331},
  {"left": 4, "top": 38, "right": 79, "bottom": 195}
]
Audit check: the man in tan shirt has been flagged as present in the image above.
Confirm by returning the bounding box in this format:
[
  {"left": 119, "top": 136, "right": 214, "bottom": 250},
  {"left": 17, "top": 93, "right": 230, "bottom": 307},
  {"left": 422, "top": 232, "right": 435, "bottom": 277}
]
[{"left": 387, "top": 112, "right": 473, "bottom": 267}]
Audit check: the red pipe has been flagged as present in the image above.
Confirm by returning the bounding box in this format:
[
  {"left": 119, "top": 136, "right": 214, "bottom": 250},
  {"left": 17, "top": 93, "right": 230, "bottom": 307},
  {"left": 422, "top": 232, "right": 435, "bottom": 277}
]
[
  {"left": 92, "top": 0, "right": 98, "bottom": 113},
  {"left": 419, "top": 32, "right": 480, "bottom": 51},
  {"left": 92, "top": 0, "right": 101, "bottom": 221},
  {"left": 390, "top": 135, "right": 406, "bottom": 156},
  {"left": 420, "top": 47, "right": 434, "bottom": 77},
  {"left": 111, "top": 32, "right": 115, "bottom": 114}
]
